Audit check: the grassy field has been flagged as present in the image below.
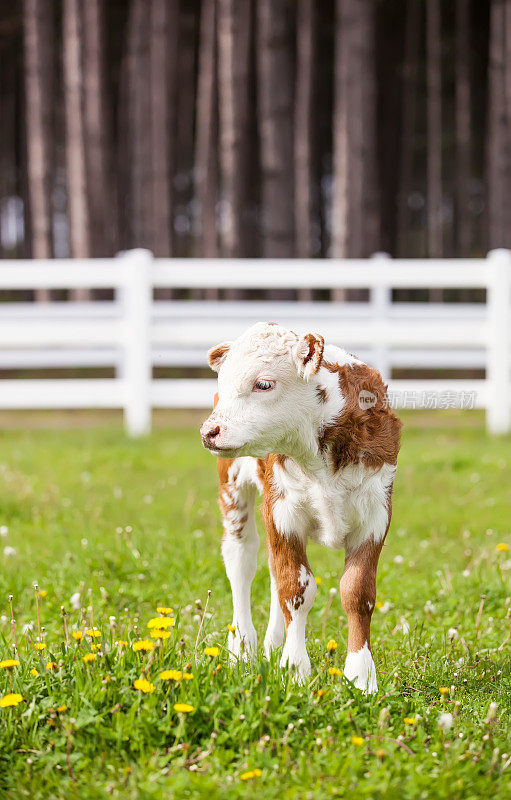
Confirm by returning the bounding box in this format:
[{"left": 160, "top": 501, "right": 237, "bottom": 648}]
[{"left": 0, "top": 412, "right": 510, "bottom": 799}]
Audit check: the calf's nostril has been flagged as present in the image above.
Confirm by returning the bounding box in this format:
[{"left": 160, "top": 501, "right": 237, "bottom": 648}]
[{"left": 207, "top": 425, "right": 221, "bottom": 440}]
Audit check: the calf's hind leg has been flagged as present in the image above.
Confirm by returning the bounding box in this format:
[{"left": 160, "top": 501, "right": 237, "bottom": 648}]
[
  {"left": 218, "top": 458, "right": 260, "bottom": 660},
  {"left": 339, "top": 538, "right": 383, "bottom": 694}
]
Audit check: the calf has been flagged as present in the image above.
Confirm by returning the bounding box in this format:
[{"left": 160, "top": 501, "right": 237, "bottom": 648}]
[{"left": 200, "top": 322, "right": 401, "bottom": 692}]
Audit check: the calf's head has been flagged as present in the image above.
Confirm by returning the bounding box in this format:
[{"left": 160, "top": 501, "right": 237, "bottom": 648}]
[{"left": 200, "top": 322, "right": 325, "bottom": 459}]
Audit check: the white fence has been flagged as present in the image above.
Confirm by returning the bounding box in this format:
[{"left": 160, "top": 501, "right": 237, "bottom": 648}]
[{"left": 0, "top": 249, "right": 510, "bottom": 435}]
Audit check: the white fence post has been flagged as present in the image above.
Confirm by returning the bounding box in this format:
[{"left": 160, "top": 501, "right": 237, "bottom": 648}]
[
  {"left": 370, "top": 252, "right": 391, "bottom": 380},
  {"left": 486, "top": 248, "right": 511, "bottom": 435},
  {"left": 120, "top": 249, "right": 153, "bottom": 436}
]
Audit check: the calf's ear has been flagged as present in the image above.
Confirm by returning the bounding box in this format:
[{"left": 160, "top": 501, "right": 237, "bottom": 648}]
[
  {"left": 292, "top": 333, "right": 325, "bottom": 380},
  {"left": 207, "top": 341, "right": 232, "bottom": 373}
]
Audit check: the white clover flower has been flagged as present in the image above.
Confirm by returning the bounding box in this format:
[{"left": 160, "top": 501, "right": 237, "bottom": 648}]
[
  {"left": 447, "top": 627, "right": 459, "bottom": 641},
  {"left": 3, "top": 546, "right": 16, "bottom": 557},
  {"left": 0, "top": 525, "right": 8, "bottom": 537},
  {"left": 70, "top": 592, "right": 81, "bottom": 610},
  {"left": 22, "top": 621, "right": 34, "bottom": 634},
  {"left": 393, "top": 555, "right": 404, "bottom": 565},
  {"left": 438, "top": 712, "right": 453, "bottom": 732},
  {"left": 379, "top": 601, "right": 392, "bottom": 614},
  {"left": 395, "top": 617, "right": 410, "bottom": 634}
]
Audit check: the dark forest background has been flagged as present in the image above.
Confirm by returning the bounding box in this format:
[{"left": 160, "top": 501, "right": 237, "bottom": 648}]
[{"left": 0, "top": 0, "right": 509, "bottom": 267}]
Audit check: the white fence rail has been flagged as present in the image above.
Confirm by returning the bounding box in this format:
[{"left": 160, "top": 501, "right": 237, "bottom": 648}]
[{"left": 0, "top": 249, "right": 510, "bottom": 435}]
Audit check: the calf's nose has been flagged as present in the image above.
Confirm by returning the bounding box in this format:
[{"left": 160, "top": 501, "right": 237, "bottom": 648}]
[{"left": 201, "top": 423, "right": 221, "bottom": 446}]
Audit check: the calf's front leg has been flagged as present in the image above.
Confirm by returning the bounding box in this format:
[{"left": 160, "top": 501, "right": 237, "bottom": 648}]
[
  {"left": 339, "top": 538, "right": 382, "bottom": 694},
  {"left": 219, "top": 461, "right": 259, "bottom": 660},
  {"left": 265, "top": 504, "right": 316, "bottom": 680}
]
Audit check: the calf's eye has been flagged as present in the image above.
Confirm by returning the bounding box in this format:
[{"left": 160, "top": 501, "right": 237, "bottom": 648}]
[{"left": 253, "top": 379, "right": 275, "bottom": 392}]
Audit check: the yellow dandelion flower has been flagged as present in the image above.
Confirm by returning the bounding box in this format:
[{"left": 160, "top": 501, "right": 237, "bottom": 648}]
[
  {"left": 117, "top": 640, "right": 128, "bottom": 647},
  {"left": 182, "top": 672, "right": 193, "bottom": 680},
  {"left": 0, "top": 693, "right": 23, "bottom": 708},
  {"left": 240, "top": 768, "right": 262, "bottom": 781},
  {"left": 134, "top": 678, "right": 155, "bottom": 693},
  {"left": 0, "top": 659, "right": 19, "bottom": 669},
  {"left": 83, "top": 653, "right": 96, "bottom": 663},
  {"left": 30, "top": 668, "right": 39, "bottom": 677},
  {"left": 375, "top": 749, "right": 386, "bottom": 758},
  {"left": 204, "top": 646, "right": 220, "bottom": 657},
  {"left": 328, "top": 667, "right": 342, "bottom": 676},
  {"left": 404, "top": 717, "right": 416, "bottom": 725},
  {"left": 496, "top": 543, "right": 509, "bottom": 552},
  {"left": 375, "top": 601, "right": 384, "bottom": 610},
  {"left": 147, "top": 617, "right": 175, "bottom": 629},
  {"left": 132, "top": 639, "right": 155, "bottom": 652},
  {"left": 439, "top": 686, "right": 449, "bottom": 695},
  {"left": 86, "top": 629, "right": 101, "bottom": 638},
  {"left": 150, "top": 628, "right": 171, "bottom": 639},
  {"left": 327, "top": 639, "right": 337, "bottom": 652},
  {"left": 227, "top": 624, "right": 236, "bottom": 633},
  {"left": 317, "top": 689, "right": 326, "bottom": 698},
  {"left": 72, "top": 631, "right": 83, "bottom": 641},
  {"left": 56, "top": 705, "right": 68, "bottom": 713},
  {"left": 351, "top": 736, "right": 364, "bottom": 746},
  {"left": 174, "top": 703, "right": 194, "bottom": 713},
  {"left": 90, "top": 643, "right": 102, "bottom": 651},
  {"left": 156, "top": 607, "right": 173, "bottom": 615},
  {"left": 38, "top": 590, "right": 47, "bottom": 598},
  {"left": 46, "top": 661, "right": 57, "bottom": 671},
  {"left": 160, "top": 670, "right": 182, "bottom": 682},
  {"left": 316, "top": 576, "right": 323, "bottom": 585},
  {"left": 34, "top": 642, "right": 46, "bottom": 651}
]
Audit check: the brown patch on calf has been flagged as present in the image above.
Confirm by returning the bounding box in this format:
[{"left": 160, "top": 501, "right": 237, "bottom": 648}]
[
  {"left": 256, "top": 457, "right": 267, "bottom": 488},
  {"left": 263, "top": 454, "right": 313, "bottom": 626},
  {"left": 319, "top": 361, "right": 401, "bottom": 471}
]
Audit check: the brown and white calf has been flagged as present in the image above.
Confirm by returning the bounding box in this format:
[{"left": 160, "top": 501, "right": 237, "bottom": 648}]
[{"left": 200, "top": 322, "right": 401, "bottom": 693}]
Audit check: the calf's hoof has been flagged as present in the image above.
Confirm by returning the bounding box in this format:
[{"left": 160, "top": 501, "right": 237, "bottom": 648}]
[
  {"left": 280, "top": 642, "right": 311, "bottom": 683},
  {"left": 343, "top": 643, "right": 378, "bottom": 694}
]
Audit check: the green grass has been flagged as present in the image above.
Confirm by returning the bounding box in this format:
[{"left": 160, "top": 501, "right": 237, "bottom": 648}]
[{"left": 0, "top": 414, "right": 510, "bottom": 799}]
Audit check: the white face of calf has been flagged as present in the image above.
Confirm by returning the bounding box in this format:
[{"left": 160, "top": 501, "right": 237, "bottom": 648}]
[{"left": 200, "top": 323, "right": 325, "bottom": 460}]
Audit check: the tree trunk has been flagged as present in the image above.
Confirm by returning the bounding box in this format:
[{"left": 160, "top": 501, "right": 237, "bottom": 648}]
[
  {"left": 487, "top": 0, "right": 511, "bottom": 248},
  {"left": 22, "top": 0, "right": 53, "bottom": 299},
  {"left": 397, "top": 0, "right": 420, "bottom": 258},
  {"left": 295, "top": 0, "right": 314, "bottom": 270},
  {"left": 83, "top": 0, "right": 116, "bottom": 257},
  {"left": 175, "top": 4, "right": 199, "bottom": 257},
  {"left": 195, "top": 0, "right": 219, "bottom": 261},
  {"left": 217, "top": 0, "right": 251, "bottom": 258},
  {"left": 63, "top": 0, "right": 90, "bottom": 303},
  {"left": 256, "top": 0, "right": 295, "bottom": 258},
  {"left": 150, "top": 0, "right": 178, "bottom": 258},
  {"left": 332, "top": 0, "right": 379, "bottom": 261},
  {"left": 455, "top": 0, "right": 472, "bottom": 257},
  {"left": 126, "top": 0, "right": 152, "bottom": 251},
  {"left": 426, "top": 0, "right": 443, "bottom": 259}
]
